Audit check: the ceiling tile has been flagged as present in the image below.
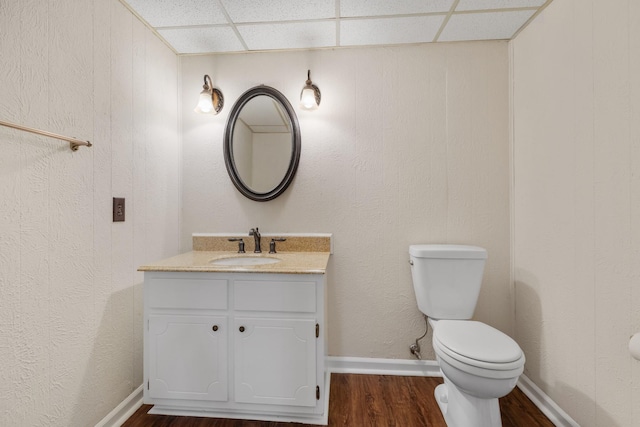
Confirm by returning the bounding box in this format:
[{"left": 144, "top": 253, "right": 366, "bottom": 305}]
[
  {"left": 341, "top": 16, "right": 444, "bottom": 46},
  {"left": 340, "top": 0, "right": 454, "bottom": 17},
  {"left": 157, "top": 26, "right": 245, "bottom": 54},
  {"left": 238, "top": 21, "right": 336, "bottom": 51},
  {"left": 221, "top": 0, "right": 335, "bottom": 23},
  {"left": 438, "top": 10, "right": 536, "bottom": 41},
  {"left": 122, "top": 0, "right": 550, "bottom": 54},
  {"left": 126, "top": 0, "right": 228, "bottom": 27},
  {"left": 456, "top": 0, "right": 546, "bottom": 11}
]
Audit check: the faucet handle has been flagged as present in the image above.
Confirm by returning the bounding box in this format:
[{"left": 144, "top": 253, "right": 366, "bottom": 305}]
[
  {"left": 228, "top": 238, "right": 245, "bottom": 253},
  {"left": 269, "top": 238, "right": 286, "bottom": 254}
]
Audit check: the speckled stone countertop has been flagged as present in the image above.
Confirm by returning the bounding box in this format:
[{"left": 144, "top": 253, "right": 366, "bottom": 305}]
[
  {"left": 138, "top": 251, "right": 331, "bottom": 274},
  {"left": 139, "top": 233, "right": 331, "bottom": 274}
]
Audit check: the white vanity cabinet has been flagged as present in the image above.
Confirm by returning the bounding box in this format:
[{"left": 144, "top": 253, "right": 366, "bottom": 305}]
[{"left": 143, "top": 271, "right": 328, "bottom": 425}]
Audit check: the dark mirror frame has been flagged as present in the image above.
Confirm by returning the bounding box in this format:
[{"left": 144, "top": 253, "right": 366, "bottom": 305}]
[{"left": 223, "top": 85, "right": 301, "bottom": 202}]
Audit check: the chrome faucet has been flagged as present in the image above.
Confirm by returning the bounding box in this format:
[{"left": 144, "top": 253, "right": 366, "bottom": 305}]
[{"left": 249, "top": 227, "right": 261, "bottom": 253}]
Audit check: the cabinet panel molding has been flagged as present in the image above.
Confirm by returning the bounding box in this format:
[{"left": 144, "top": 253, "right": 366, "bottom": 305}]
[
  {"left": 234, "top": 280, "right": 316, "bottom": 312},
  {"left": 147, "top": 277, "right": 228, "bottom": 309},
  {"left": 148, "top": 315, "right": 228, "bottom": 401},
  {"left": 234, "top": 317, "right": 317, "bottom": 407}
]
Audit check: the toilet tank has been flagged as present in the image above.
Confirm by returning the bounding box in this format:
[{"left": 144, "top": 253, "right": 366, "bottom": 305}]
[{"left": 409, "top": 244, "right": 487, "bottom": 320}]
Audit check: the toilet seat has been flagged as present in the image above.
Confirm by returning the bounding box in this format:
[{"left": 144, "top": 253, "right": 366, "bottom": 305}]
[{"left": 433, "top": 320, "right": 525, "bottom": 379}]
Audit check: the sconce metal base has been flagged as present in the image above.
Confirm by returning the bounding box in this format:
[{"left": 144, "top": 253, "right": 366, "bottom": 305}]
[
  {"left": 211, "top": 88, "right": 224, "bottom": 114},
  {"left": 309, "top": 84, "right": 321, "bottom": 107}
]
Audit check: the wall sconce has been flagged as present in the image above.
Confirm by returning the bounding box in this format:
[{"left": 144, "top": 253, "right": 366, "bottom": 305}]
[
  {"left": 194, "top": 74, "right": 224, "bottom": 115},
  {"left": 300, "top": 70, "right": 321, "bottom": 110}
]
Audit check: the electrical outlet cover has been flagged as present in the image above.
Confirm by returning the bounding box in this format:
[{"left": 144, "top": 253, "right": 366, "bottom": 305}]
[{"left": 113, "top": 197, "right": 125, "bottom": 222}]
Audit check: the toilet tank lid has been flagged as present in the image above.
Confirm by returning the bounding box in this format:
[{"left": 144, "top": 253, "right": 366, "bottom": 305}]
[{"left": 409, "top": 244, "right": 487, "bottom": 259}]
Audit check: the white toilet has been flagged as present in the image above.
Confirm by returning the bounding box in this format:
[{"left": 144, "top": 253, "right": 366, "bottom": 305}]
[{"left": 409, "top": 244, "right": 525, "bottom": 427}]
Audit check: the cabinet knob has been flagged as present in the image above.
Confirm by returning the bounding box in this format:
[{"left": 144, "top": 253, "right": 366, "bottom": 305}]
[
  {"left": 212, "top": 325, "right": 219, "bottom": 332},
  {"left": 239, "top": 326, "right": 245, "bottom": 333}
]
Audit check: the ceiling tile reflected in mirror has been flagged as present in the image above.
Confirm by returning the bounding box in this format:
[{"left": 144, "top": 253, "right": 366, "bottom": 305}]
[{"left": 120, "top": 0, "right": 554, "bottom": 54}]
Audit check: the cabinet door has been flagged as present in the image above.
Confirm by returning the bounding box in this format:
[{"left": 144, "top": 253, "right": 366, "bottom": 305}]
[
  {"left": 148, "top": 315, "right": 228, "bottom": 401},
  {"left": 234, "top": 318, "right": 317, "bottom": 407}
]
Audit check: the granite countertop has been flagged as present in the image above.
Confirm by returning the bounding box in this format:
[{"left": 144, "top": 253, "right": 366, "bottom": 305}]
[{"left": 138, "top": 251, "right": 331, "bottom": 274}]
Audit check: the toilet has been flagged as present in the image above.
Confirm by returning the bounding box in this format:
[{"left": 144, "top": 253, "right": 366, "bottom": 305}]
[{"left": 409, "top": 244, "right": 525, "bottom": 427}]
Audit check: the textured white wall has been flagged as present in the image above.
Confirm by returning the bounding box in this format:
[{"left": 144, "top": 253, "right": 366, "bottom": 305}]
[
  {"left": 0, "top": 1, "right": 180, "bottom": 426},
  {"left": 512, "top": 0, "right": 640, "bottom": 425},
  {"left": 181, "top": 42, "right": 511, "bottom": 360}
]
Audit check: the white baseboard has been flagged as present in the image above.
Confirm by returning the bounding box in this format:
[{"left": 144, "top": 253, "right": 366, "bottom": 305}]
[
  {"left": 99, "top": 358, "right": 578, "bottom": 427},
  {"left": 327, "top": 356, "right": 442, "bottom": 377},
  {"left": 517, "top": 375, "right": 580, "bottom": 427},
  {"left": 94, "top": 384, "right": 143, "bottom": 427}
]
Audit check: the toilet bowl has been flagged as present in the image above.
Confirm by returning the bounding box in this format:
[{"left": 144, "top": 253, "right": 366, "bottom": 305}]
[{"left": 431, "top": 319, "right": 525, "bottom": 427}]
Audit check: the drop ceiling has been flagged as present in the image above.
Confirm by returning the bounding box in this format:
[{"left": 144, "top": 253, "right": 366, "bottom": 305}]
[{"left": 121, "top": 0, "right": 552, "bottom": 55}]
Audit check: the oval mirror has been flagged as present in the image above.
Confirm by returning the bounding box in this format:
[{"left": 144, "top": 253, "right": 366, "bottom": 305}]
[{"left": 223, "top": 86, "right": 301, "bottom": 202}]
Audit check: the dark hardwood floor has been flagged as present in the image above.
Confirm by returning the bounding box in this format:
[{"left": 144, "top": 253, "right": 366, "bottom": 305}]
[{"left": 123, "top": 373, "right": 555, "bottom": 427}]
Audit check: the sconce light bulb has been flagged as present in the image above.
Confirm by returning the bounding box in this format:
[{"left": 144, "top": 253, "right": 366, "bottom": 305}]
[
  {"left": 195, "top": 91, "right": 215, "bottom": 114},
  {"left": 300, "top": 87, "right": 318, "bottom": 110}
]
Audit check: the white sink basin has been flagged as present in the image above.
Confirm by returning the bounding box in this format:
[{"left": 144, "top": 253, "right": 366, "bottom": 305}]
[{"left": 210, "top": 256, "right": 281, "bottom": 266}]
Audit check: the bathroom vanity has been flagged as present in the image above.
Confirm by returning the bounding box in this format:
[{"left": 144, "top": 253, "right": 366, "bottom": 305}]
[{"left": 139, "top": 236, "right": 331, "bottom": 425}]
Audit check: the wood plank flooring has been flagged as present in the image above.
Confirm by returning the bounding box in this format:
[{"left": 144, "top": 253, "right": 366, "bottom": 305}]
[{"left": 123, "top": 373, "right": 555, "bottom": 427}]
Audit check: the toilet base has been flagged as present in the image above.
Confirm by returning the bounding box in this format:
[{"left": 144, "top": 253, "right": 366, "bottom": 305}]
[{"left": 435, "top": 376, "right": 502, "bottom": 427}]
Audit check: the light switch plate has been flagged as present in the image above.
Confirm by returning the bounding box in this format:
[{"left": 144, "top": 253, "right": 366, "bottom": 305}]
[{"left": 113, "top": 197, "right": 125, "bottom": 222}]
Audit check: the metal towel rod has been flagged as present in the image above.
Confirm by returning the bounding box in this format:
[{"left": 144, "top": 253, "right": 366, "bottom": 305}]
[{"left": 0, "top": 119, "right": 92, "bottom": 151}]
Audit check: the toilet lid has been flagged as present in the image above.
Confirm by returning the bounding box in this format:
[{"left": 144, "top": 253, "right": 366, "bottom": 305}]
[
  {"left": 409, "top": 244, "right": 487, "bottom": 259},
  {"left": 434, "top": 320, "right": 522, "bottom": 364}
]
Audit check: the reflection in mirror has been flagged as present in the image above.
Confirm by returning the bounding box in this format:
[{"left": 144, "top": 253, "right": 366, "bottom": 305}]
[
  {"left": 232, "top": 96, "right": 291, "bottom": 193},
  {"left": 224, "top": 86, "right": 300, "bottom": 202}
]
